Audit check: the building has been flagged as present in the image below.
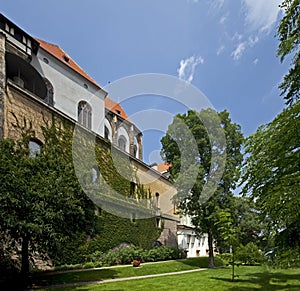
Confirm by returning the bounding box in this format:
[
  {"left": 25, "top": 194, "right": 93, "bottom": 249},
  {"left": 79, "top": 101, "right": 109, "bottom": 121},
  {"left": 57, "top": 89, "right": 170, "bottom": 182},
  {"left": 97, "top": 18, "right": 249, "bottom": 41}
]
[{"left": 0, "top": 13, "right": 211, "bottom": 255}]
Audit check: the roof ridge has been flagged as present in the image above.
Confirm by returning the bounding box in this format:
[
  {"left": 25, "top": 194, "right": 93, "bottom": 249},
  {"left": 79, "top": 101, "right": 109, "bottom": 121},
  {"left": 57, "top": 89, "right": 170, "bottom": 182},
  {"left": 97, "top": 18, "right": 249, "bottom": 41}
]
[
  {"left": 36, "top": 38, "right": 102, "bottom": 90},
  {"left": 35, "top": 38, "right": 60, "bottom": 49}
]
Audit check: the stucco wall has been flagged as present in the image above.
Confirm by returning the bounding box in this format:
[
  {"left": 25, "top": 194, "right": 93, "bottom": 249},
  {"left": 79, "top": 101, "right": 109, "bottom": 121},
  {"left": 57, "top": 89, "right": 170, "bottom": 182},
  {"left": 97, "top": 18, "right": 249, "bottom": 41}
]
[{"left": 30, "top": 50, "right": 106, "bottom": 137}]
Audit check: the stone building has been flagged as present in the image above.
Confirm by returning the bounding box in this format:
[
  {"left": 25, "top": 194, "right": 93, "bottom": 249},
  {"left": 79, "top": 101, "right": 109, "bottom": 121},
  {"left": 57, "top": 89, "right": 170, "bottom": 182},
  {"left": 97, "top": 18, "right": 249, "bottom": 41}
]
[
  {"left": 0, "top": 13, "right": 179, "bottom": 248},
  {"left": 0, "top": 13, "right": 215, "bottom": 254}
]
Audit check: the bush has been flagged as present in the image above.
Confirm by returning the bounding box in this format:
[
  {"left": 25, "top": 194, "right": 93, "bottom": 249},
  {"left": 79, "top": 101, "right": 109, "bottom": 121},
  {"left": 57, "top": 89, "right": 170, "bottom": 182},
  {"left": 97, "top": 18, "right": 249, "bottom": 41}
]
[
  {"left": 235, "top": 242, "right": 264, "bottom": 265},
  {"left": 266, "top": 247, "right": 300, "bottom": 268},
  {"left": 84, "top": 246, "right": 187, "bottom": 267},
  {"left": 216, "top": 253, "right": 232, "bottom": 265}
]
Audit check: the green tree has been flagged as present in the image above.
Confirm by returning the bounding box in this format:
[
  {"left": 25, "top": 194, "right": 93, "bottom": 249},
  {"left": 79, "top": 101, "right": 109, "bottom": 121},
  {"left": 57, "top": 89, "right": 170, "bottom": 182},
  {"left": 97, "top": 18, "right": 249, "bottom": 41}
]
[
  {"left": 161, "top": 109, "right": 243, "bottom": 267},
  {"left": 215, "top": 211, "right": 239, "bottom": 281},
  {"left": 241, "top": 101, "right": 300, "bottom": 261},
  {"left": 0, "top": 118, "right": 96, "bottom": 279},
  {"left": 277, "top": 0, "right": 300, "bottom": 105},
  {"left": 216, "top": 196, "right": 266, "bottom": 253}
]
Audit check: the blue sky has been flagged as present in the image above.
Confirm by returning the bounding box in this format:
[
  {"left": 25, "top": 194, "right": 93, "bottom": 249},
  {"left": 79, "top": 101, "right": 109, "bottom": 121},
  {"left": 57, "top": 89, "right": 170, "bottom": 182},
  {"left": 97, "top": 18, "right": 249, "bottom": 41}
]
[{"left": 1, "top": 0, "right": 288, "bottom": 164}]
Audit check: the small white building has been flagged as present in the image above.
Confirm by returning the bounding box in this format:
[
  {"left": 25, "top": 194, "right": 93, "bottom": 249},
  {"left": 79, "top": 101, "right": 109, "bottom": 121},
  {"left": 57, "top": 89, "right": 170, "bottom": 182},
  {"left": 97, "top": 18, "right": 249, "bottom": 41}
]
[{"left": 177, "top": 215, "right": 210, "bottom": 257}]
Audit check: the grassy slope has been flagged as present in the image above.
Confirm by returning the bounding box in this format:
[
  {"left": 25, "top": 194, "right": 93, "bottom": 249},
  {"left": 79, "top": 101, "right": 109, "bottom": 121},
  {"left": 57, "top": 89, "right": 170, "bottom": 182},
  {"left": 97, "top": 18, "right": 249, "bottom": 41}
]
[{"left": 32, "top": 257, "right": 222, "bottom": 287}]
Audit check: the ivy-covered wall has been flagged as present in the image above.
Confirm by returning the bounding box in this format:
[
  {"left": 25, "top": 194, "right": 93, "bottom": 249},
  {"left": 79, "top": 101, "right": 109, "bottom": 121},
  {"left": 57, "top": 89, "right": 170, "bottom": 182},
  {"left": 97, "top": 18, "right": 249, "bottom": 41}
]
[
  {"left": 84, "top": 211, "right": 162, "bottom": 254},
  {"left": 5, "top": 87, "right": 164, "bottom": 266}
]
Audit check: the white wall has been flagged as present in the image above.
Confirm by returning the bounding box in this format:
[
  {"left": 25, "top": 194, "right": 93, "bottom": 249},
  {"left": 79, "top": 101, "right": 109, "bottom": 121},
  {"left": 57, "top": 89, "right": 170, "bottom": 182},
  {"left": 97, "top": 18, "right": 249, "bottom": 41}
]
[
  {"left": 31, "top": 49, "right": 107, "bottom": 137},
  {"left": 177, "top": 229, "right": 209, "bottom": 257},
  {"left": 178, "top": 215, "right": 210, "bottom": 257}
]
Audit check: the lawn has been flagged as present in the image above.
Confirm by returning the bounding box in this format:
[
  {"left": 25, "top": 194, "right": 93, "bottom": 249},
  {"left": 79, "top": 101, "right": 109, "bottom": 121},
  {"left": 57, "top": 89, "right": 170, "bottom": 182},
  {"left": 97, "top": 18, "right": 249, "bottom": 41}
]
[
  {"left": 31, "top": 259, "right": 300, "bottom": 290},
  {"left": 31, "top": 257, "right": 222, "bottom": 287}
]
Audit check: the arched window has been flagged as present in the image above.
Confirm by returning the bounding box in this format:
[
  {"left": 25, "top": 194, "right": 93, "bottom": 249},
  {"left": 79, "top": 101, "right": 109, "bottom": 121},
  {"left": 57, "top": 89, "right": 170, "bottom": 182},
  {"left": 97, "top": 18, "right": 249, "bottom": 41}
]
[
  {"left": 118, "top": 135, "right": 127, "bottom": 151},
  {"left": 44, "top": 78, "right": 54, "bottom": 106},
  {"left": 92, "top": 166, "right": 100, "bottom": 183},
  {"left": 155, "top": 192, "right": 160, "bottom": 209},
  {"left": 78, "top": 101, "right": 92, "bottom": 129},
  {"left": 29, "top": 139, "right": 42, "bottom": 158},
  {"left": 133, "top": 145, "right": 137, "bottom": 158},
  {"left": 104, "top": 126, "right": 110, "bottom": 140}
]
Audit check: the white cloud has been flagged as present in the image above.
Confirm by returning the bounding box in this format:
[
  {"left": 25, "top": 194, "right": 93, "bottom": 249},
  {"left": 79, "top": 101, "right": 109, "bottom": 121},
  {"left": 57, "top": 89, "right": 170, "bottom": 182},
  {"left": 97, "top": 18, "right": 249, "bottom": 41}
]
[
  {"left": 253, "top": 58, "right": 259, "bottom": 65},
  {"left": 231, "top": 35, "right": 259, "bottom": 61},
  {"left": 219, "top": 15, "right": 227, "bottom": 24},
  {"left": 232, "top": 33, "right": 243, "bottom": 41},
  {"left": 177, "top": 56, "right": 204, "bottom": 83},
  {"left": 217, "top": 45, "right": 225, "bottom": 56},
  {"left": 248, "top": 35, "right": 259, "bottom": 47},
  {"left": 211, "top": 0, "right": 225, "bottom": 9},
  {"left": 243, "top": 0, "right": 282, "bottom": 33},
  {"left": 231, "top": 42, "right": 246, "bottom": 61}
]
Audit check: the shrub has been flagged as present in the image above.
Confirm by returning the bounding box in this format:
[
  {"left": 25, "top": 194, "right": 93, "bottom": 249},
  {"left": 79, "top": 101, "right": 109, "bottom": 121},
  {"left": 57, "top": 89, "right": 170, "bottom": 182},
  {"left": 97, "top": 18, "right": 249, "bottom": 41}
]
[
  {"left": 235, "top": 242, "right": 264, "bottom": 265},
  {"left": 85, "top": 246, "right": 186, "bottom": 267},
  {"left": 216, "top": 253, "right": 232, "bottom": 265},
  {"left": 266, "top": 247, "right": 300, "bottom": 268}
]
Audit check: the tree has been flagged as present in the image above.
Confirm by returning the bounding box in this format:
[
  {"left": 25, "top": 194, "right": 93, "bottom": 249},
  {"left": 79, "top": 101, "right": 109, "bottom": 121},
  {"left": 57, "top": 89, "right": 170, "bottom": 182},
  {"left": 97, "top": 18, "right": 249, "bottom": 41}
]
[
  {"left": 277, "top": 0, "right": 300, "bottom": 105},
  {"left": 0, "top": 118, "right": 96, "bottom": 281},
  {"left": 161, "top": 109, "right": 243, "bottom": 267},
  {"left": 215, "top": 211, "right": 239, "bottom": 281},
  {"left": 216, "top": 196, "right": 266, "bottom": 253},
  {"left": 241, "top": 101, "right": 300, "bottom": 260}
]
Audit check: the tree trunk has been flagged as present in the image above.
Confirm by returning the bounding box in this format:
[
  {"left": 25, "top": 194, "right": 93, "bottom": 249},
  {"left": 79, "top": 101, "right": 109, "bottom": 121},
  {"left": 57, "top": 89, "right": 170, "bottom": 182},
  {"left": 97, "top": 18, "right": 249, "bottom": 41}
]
[
  {"left": 21, "top": 235, "right": 30, "bottom": 275},
  {"left": 208, "top": 228, "right": 215, "bottom": 268}
]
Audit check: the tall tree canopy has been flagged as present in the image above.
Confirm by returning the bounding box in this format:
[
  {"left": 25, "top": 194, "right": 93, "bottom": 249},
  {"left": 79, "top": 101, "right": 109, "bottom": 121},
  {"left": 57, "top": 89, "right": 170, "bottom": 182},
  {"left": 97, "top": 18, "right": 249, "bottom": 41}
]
[
  {"left": 277, "top": 0, "right": 300, "bottom": 105},
  {"left": 161, "top": 109, "right": 243, "bottom": 267},
  {"left": 241, "top": 101, "right": 300, "bottom": 252},
  {"left": 0, "top": 119, "right": 96, "bottom": 277}
]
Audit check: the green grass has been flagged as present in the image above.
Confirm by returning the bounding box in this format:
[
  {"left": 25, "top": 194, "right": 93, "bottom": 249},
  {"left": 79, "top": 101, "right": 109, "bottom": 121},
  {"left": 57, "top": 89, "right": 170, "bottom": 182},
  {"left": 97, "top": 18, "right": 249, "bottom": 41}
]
[
  {"left": 31, "top": 259, "right": 300, "bottom": 291},
  {"left": 31, "top": 257, "right": 222, "bottom": 287},
  {"left": 43, "top": 266, "right": 300, "bottom": 291}
]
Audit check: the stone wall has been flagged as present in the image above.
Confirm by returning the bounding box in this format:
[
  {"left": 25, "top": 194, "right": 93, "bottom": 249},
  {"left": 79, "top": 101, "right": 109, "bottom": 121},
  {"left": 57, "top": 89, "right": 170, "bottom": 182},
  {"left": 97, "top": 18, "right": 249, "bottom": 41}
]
[
  {"left": 0, "top": 32, "right": 6, "bottom": 138},
  {"left": 158, "top": 218, "right": 178, "bottom": 247},
  {"left": 4, "top": 83, "right": 53, "bottom": 141}
]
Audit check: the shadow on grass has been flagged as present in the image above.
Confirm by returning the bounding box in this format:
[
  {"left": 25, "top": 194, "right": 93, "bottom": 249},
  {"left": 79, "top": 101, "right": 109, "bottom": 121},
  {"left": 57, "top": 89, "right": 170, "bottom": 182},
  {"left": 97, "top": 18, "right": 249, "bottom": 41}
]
[
  {"left": 31, "top": 268, "right": 119, "bottom": 287},
  {"left": 212, "top": 270, "right": 300, "bottom": 290},
  {"left": 178, "top": 256, "right": 224, "bottom": 268}
]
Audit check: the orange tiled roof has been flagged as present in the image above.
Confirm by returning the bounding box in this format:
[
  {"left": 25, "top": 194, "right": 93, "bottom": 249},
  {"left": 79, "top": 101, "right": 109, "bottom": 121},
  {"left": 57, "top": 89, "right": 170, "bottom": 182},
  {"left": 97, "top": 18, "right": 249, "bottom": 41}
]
[
  {"left": 157, "top": 162, "right": 172, "bottom": 173},
  {"left": 37, "top": 39, "right": 130, "bottom": 122},
  {"left": 37, "top": 38, "right": 102, "bottom": 89},
  {"left": 105, "top": 97, "right": 130, "bottom": 121}
]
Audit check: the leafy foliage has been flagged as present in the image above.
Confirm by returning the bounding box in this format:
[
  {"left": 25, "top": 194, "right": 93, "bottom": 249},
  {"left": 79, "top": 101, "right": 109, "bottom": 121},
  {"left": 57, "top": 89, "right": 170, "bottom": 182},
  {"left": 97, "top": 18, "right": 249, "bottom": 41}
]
[
  {"left": 0, "top": 114, "right": 164, "bottom": 277},
  {"left": 241, "top": 101, "right": 300, "bottom": 231},
  {"left": 161, "top": 109, "right": 243, "bottom": 267},
  {"left": 277, "top": 0, "right": 300, "bottom": 105},
  {"left": 235, "top": 243, "right": 264, "bottom": 265},
  {"left": 241, "top": 101, "right": 300, "bottom": 264},
  {"left": 0, "top": 118, "right": 96, "bottom": 276}
]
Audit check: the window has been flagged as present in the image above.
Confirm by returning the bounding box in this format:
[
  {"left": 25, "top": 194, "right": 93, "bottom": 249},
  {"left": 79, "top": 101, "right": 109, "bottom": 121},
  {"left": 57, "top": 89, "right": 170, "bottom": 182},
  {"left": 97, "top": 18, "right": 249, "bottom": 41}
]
[
  {"left": 131, "top": 213, "right": 136, "bottom": 223},
  {"left": 133, "top": 145, "right": 137, "bottom": 157},
  {"left": 130, "top": 181, "right": 135, "bottom": 198},
  {"left": 104, "top": 126, "right": 110, "bottom": 140},
  {"left": 29, "top": 140, "right": 42, "bottom": 158},
  {"left": 43, "top": 78, "right": 54, "bottom": 105},
  {"left": 95, "top": 206, "right": 102, "bottom": 216},
  {"left": 118, "top": 135, "right": 126, "bottom": 151},
  {"left": 155, "top": 192, "right": 160, "bottom": 208},
  {"left": 92, "top": 166, "right": 100, "bottom": 183},
  {"left": 78, "top": 101, "right": 92, "bottom": 129},
  {"left": 156, "top": 217, "right": 161, "bottom": 228}
]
